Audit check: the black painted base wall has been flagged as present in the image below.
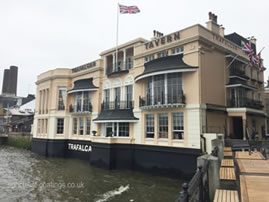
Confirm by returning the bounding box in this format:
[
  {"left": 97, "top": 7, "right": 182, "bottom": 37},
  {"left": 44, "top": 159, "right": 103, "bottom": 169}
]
[
  {"left": 32, "top": 138, "right": 201, "bottom": 178},
  {"left": 0, "top": 136, "right": 8, "bottom": 145}
]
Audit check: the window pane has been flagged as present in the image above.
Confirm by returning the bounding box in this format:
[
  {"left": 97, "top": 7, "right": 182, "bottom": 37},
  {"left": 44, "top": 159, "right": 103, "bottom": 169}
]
[
  {"left": 79, "top": 117, "right": 84, "bottom": 135},
  {"left": 104, "top": 89, "right": 110, "bottom": 103},
  {"left": 75, "top": 92, "right": 82, "bottom": 112},
  {"left": 173, "top": 112, "right": 184, "bottom": 139},
  {"left": 126, "top": 85, "right": 133, "bottom": 108},
  {"left": 146, "top": 78, "right": 153, "bottom": 105},
  {"left": 114, "top": 87, "right": 121, "bottom": 109},
  {"left": 83, "top": 92, "right": 91, "bottom": 111},
  {"left": 145, "top": 114, "right": 154, "bottom": 138},
  {"left": 86, "top": 117, "right": 91, "bottom": 135},
  {"left": 106, "top": 123, "right": 113, "bottom": 137},
  {"left": 154, "top": 75, "right": 165, "bottom": 104},
  {"left": 119, "top": 123, "right": 129, "bottom": 137},
  {"left": 158, "top": 113, "right": 168, "bottom": 138},
  {"left": 167, "top": 73, "right": 183, "bottom": 104},
  {"left": 73, "top": 118, "right": 77, "bottom": 135},
  {"left": 58, "top": 88, "right": 67, "bottom": 110},
  {"left": 57, "top": 118, "right": 64, "bottom": 134}
]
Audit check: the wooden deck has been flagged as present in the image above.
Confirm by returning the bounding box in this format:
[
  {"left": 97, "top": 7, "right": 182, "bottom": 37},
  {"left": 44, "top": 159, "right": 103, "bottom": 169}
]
[
  {"left": 220, "top": 167, "right": 236, "bottom": 180},
  {"left": 221, "top": 159, "right": 234, "bottom": 167},
  {"left": 235, "top": 151, "right": 265, "bottom": 160},
  {"left": 237, "top": 159, "right": 269, "bottom": 175},
  {"left": 214, "top": 189, "right": 239, "bottom": 202},
  {"left": 224, "top": 151, "right": 233, "bottom": 157},
  {"left": 224, "top": 147, "right": 232, "bottom": 152},
  {"left": 240, "top": 175, "right": 269, "bottom": 202}
]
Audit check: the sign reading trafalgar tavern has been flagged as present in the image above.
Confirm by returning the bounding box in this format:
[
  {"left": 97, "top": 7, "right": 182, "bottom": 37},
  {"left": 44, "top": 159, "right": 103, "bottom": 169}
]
[{"left": 68, "top": 143, "right": 92, "bottom": 152}]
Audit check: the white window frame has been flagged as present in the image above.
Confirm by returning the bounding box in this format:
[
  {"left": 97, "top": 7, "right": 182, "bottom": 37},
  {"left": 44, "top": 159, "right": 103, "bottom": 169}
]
[
  {"left": 158, "top": 113, "right": 168, "bottom": 138},
  {"left": 57, "top": 87, "right": 67, "bottom": 111},
  {"left": 56, "top": 118, "right": 64, "bottom": 134},
  {"left": 172, "top": 112, "right": 184, "bottom": 139},
  {"left": 145, "top": 114, "right": 154, "bottom": 138}
]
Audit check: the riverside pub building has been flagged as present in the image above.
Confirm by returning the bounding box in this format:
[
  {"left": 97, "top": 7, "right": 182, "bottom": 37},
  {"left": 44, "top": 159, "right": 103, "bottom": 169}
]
[{"left": 32, "top": 13, "right": 267, "bottom": 177}]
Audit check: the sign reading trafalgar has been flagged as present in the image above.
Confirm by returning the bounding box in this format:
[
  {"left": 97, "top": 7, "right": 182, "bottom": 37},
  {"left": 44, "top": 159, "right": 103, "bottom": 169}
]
[
  {"left": 145, "top": 31, "right": 180, "bottom": 50},
  {"left": 68, "top": 143, "right": 92, "bottom": 152}
]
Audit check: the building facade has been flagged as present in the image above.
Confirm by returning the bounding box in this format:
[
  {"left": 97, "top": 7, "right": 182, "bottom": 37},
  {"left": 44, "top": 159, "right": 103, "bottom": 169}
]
[{"left": 32, "top": 13, "right": 266, "bottom": 176}]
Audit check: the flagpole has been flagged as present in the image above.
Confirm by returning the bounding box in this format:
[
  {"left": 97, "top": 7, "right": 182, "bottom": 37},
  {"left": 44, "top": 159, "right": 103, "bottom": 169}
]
[
  {"left": 115, "top": 3, "right": 119, "bottom": 71},
  {"left": 226, "top": 55, "right": 238, "bottom": 69}
]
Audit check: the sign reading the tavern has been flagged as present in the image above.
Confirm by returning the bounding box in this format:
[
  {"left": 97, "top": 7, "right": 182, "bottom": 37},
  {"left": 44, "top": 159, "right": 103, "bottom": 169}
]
[
  {"left": 145, "top": 31, "right": 180, "bottom": 50},
  {"left": 68, "top": 143, "right": 92, "bottom": 152}
]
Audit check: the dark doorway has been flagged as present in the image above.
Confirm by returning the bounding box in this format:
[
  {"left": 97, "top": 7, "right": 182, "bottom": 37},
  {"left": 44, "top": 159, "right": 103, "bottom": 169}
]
[{"left": 232, "top": 117, "right": 243, "bottom": 139}]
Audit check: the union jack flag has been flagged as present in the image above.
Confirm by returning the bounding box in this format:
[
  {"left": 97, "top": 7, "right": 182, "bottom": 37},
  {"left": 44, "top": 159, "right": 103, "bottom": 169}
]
[
  {"left": 119, "top": 4, "right": 140, "bottom": 14},
  {"left": 241, "top": 41, "right": 265, "bottom": 70},
  {"left": 242, "top": 41, "right": 255, "bottom": 58}
]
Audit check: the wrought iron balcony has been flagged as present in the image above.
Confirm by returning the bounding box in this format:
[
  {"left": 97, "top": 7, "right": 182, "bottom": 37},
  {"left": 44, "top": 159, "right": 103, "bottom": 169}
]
[
  {"left": 106, "top": 60, "right": 133, "bottom": 76},
  {"left": 229, "top": 98, "right": 263, "bottom": 110},
  {"left": 101, "top": 100, "right": 134, "bottom": 111},
  {"left": 139, "top": 94, "right": 185, "bottom": 108},
  {"left": 69, "top": 103, "right": 92, "bottom": 113},
  {"left": 229, "top": 68, "right": 249, "bottom": 79}
]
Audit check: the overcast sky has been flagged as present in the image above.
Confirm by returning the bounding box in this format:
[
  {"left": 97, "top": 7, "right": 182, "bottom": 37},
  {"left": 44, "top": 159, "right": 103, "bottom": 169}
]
[{"left": 1, "top": 0, "right": 269, "bottom": 97}]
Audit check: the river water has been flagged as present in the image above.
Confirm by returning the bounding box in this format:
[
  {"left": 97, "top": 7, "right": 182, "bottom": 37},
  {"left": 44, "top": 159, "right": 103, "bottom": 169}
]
[{"left": 0, "top": 146, "right": 183, "bottom": 202}]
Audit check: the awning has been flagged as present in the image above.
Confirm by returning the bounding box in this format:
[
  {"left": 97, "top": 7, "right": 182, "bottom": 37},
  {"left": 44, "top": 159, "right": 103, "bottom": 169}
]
[
  {"left": 68, "top": 78, "right": 98, "bottom": 94},
  {"left": 135, "top": 54, "right": 197, "bottom": 82},
  {"left": 93, "top": 109, "right": 139, "bottom": 123}
]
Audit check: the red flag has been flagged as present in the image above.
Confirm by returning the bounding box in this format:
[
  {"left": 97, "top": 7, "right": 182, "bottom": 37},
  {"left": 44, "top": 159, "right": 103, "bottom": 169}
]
[{"left": 119, "top": 4, "right": 140, "bottom": 14}]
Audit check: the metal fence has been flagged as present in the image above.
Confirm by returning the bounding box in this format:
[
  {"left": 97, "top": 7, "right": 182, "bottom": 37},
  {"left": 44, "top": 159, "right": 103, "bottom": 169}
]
[{"left": 176, "top": 147, "right": 218, "bottom": 202}]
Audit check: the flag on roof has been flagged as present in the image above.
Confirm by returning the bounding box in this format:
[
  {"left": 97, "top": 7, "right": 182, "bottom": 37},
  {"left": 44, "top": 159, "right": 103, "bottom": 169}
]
[
  {"left": 242, "top": 41, "right": 254, "bottom": 58},
  {"left": 119, "top": 4, "right": 140, "bottom": 14}
]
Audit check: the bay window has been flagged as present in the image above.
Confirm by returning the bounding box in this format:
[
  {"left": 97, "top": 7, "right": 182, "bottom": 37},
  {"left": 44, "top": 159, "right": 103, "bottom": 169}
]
[
  {"left": 105, "top": 122, "right": 129, "bottom": 137},
  {"left": 74, "top": 92, "right": 91, "bottom": 112},
  {"left": 145, "top": 73, "right": 183, "bottom": 106}
]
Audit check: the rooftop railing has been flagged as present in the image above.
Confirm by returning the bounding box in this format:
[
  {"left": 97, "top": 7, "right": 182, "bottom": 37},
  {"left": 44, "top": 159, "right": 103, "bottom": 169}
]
[
  {"left": 101, "top": 100, "right": 133, "bottom": 111},
  {"left": 69, "top": 103, "right": 92, "bottom": 113},
  {"left": 139, "top": 93, "right": 185, "bottom": 108},
  {"left": 106, "top": 60, "right": 133, "bottom": 76}
]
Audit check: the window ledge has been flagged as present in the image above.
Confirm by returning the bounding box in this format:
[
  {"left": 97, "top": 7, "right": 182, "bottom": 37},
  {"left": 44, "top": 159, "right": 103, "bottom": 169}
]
[
  {"left": 172, "top": 139, "right": 184, "bottom": 142},
  {"left": 91, "top": 136, "right": 132, "bottom": 144},
  {"left": 158, "top": 138, "right": 168, "bottom": 141}
]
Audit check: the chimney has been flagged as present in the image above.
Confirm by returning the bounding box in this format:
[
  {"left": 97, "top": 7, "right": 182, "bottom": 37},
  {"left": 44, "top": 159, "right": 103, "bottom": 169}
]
[
  {"left": 1, "top": 66, "right": 18, "bottom": 96},
  {"left": 2, "top": 69, "right": 10, "bottom": 94},
  {"left": 219, "top": 26, "right": 225, "bottom": 37},
  {"left": 206, "top": 12, "right": 224, "bottom": 36},
  {"left": 8, "top": 66, "right": 18, "bottom": 96},
  {"left": 151, "top": 30, "right": 164, "bottom": 40},
  {"left": 249, "top": 36, "right": 256, "bottom": 45}
]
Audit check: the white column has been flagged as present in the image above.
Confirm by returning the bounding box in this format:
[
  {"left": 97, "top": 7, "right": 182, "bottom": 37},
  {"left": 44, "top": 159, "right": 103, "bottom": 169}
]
[
  {"left": 83, "top": 117, "right": 86, "bottom": 135},
  {"left": 113, "top": 53, "right": 116, "bottom": 71},
  {"left": 151, "top": 77, "right": 154, "bottom": 105},
  {"left": 164, "top": 74, "right": 168, "bottom": 104},
  {"left": 123, "top": 49, "right": 126, "bottom": 69},
  {"left": 44, "top": 89, "right": 47, "bottom": 114},
  {"left": 40, "top": 90, "right": 44, "bottom": 114},
  {"left": 47, "top": 89, "right": 49, "bottom": 113},
  {"left": 39, "top": 90, "right": 42, "bottom": 114}
]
